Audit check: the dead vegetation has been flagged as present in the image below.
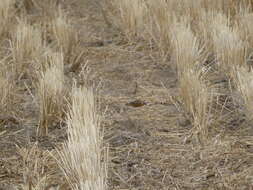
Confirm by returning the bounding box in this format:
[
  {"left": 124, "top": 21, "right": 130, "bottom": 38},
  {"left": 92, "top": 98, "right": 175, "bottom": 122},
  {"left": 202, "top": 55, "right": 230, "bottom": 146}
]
[
  {"left": 0, "top": 0, "right": 253, "bottom": 189},
  {"left": 11, "top": 21, "right": 43, "bottom": 80},
  {"left": 0, "top": 0, "right": 106, "bottom": 189},
  {"left": 56, "top": 85, "right": 107, "bottom": 190},
  {"left": 37, "top": 52, "right": 65, "bottom": 136},
  {"left": 105, "top": 0, "right": 253, "bottom": 188}
]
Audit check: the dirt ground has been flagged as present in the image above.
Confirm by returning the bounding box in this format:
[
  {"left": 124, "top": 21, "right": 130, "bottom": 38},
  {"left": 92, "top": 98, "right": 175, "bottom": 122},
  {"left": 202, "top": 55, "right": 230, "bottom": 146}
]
[{"left": 0, "top": 1, "right": 253, "bottom": 189}]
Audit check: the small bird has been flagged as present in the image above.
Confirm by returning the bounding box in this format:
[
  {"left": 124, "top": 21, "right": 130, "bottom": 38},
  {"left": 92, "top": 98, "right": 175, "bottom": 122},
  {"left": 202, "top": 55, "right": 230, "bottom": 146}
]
[{"left": 126, "top": 100, "right": 147, "bottom": 107}]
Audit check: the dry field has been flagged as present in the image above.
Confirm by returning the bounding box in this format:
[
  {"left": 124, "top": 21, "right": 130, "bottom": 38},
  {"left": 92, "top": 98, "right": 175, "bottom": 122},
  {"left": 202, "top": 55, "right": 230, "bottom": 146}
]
[{"left": 0, "top": 0, "right": 253, "bottom": 189}]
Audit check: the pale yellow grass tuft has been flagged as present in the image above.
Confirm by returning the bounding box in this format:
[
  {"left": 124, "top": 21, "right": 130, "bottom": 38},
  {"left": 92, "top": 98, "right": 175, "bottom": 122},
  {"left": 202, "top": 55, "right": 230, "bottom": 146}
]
[
  {"left": 211, "top": 14, "right": 247, "bottom": 78},
  {"left": 170, "top": 21, "right": 213, "bottom": 143},
  {"left": 37, "top": 52, "right": 65, "bottom": 136},
  {"left": 17, "top": 143, "right": 55, "bottom": 190},
  {"left": 0, "top": 0, "right": 15, "bottom": 40},
  {"left": 179, "top": 69, "right": 214, "bottom": 144},
  {"left": 23, "top": 0, "right": 59, "bottom": 18},
  {"left": 146, "top": 0, "right": 175, "bottom": 57},
  {"left": 0, "top": 70, "right": 14, "bottom": 115},
  {"left": 111, "top": 0, "right": 148, "bottom": 40},
  {"left": 10, "top": 19, "right": 44, "bottom": 79},
  {"left": 0, "top": 57, "right": 19, "bottom": 118},
  {"left": 51, "top": 8, "right": 77, "bottom": 58},
  {"left": 56, "top": 85, "right": 107, "bottom": 190},
  {"left": 170, "top": 21, "right": 205, "bottom": 74},
  {"left": 196, "top": 11, "right": 227, "bottom": 51},
  {"left": 201, "top": 0, "right": 233, "bottom": 13},
  {"left": 40, "top": 49, "right": 64, "bottom": 73},
  {"left": 235, "top": 8, "right": 253, "bottom": 55},
  {"left": 234, "top": 66, "right": 253, "bottom": 120}
]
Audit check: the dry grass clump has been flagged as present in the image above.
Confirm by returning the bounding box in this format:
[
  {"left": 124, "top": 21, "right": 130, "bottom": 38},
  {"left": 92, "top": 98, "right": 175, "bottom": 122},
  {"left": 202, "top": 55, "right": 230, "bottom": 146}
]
[
  {"left": 107, "top": 0, "right": 253, "bottom": 52},
  {"left": 10, "top": 19, "right": 44, "bottom": 79},
  {"left": 146, "top": 0, "right": 175, "bottom": 57},
  {"left": 234, "top": 67, "right": 253, "bottom": 120},
  {"left": 0, "top": 75, "right": 12, "bottom": 112},
  {"left": 200, "top": 0, "right": 234, "bottom": 15},
  {"left": 22, "top": 0, "right": 59, "bottom": 15},
  {"left": 0, "top": 56, "right": 21, "bottom": 122},
  {"left": 110, "top": 0, "right": 148, "bottom": 40},
  {"left": 56, "top": 85, "right": 107, "bottom": 190},
  {"left": 198, "top": 0, "right": 253, "bottom": 17},
  {"left": 170, "top": 21, "right": 205, "bottom": 73},
  {"left": 211, "top": 15, "right": 247, "bottom": 79},
  {"left": 44, "top": 7, "right": 87, "bottom": 73},
  {"left": 0, "top": 0, "right": 15, "bottom": 41},
  {"left": 178, "top": 69, "right": 214, "bottom": 143},
  {"left": 37, "top": 52, "right": 65, "bottom": 136},
  {"left": 21, "top": 0, "right": 34, "bottom": 12},
  {"left": 50, "top": 8, "right": 78, "bottom": 60},
  {"left": 235, "top": 8, "right": 253, "bottom": 63},
  {"left": 17, "top": 143, "right": 56, "bottom": 190},
  {"left": 0, "top": 67, "right": 16, "bottom": 117},
  {"left": 39, "top": 49, "right": 63, "bottom": 73},
  {"left": 107, "top": 0, "right": 244, "bottom": 46},
  {"left": 195, "top": 11, "right": 226, "bottom": 51},
  {"left": 169, "top": 21, "right": 214, "bottom": 143}
]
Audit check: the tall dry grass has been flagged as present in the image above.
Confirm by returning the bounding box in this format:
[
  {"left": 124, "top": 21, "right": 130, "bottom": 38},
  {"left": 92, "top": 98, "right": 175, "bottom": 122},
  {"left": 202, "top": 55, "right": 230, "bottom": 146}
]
[
  {"left": 0, "top": 0, "right": 107, "bottom": 189},
  {"left": 0, "top": 75, "right": 13, "bottom": 113},
  {"left": 50, "top": 8, "right": 78, "bottom": 59},
  {"left": 10, "top": 19, "right": 44, "bottom": 79},
  {"left": 109, "top": 0, "right": 148, "bottom": 40},
  {"left": 17, "top": 143, "right": 56, "bottom": 190},
  {"left": 170, "top": 21, "right": 214, "bottom": 143},
  {"left": 170, "top": 21, "right": 206, "bottom": 73},
  {"left": 0, "top": 0, "right": 15, "bottom": 41},
  {"left": 56, "top": 85, "right": 107, "bottom": 190},
  {"left": 22, "top": 0, "right": 59, "bottom": 16},
  {"left": 211, "top": 14, "right": 247, "bottom": 78},
  {"left": 37, "top": 52, "right": 65, "bottom": 136},
  {"left": 108, "top": 0, "right": 253, "bottom": 49},
  {"left": 178, "top": 69, "right": 215, "bottom": 144},
  {"left": 235, "top": 8, "right": 253, "bottom": 69},
  {"left": 0, "top": 64, "right": 16, "bottom": 117},
  {"left": 0, "top": 54, "right": 21, "bottom": 123},
  {"left": 234, "top": 67, "right": 253, "bottom": 120},
  {"left": 146, "top": 0, "right": 175, "bottom": 57}
]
